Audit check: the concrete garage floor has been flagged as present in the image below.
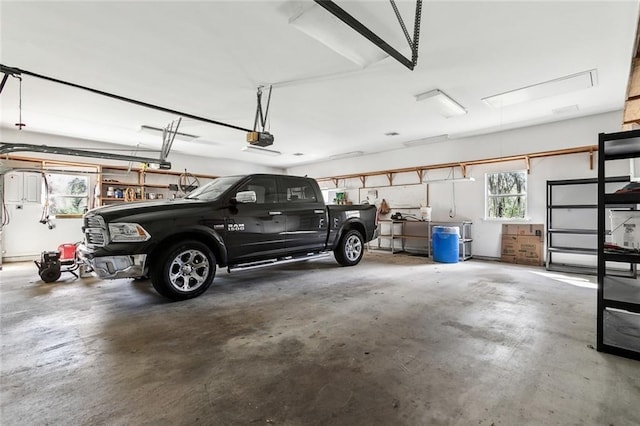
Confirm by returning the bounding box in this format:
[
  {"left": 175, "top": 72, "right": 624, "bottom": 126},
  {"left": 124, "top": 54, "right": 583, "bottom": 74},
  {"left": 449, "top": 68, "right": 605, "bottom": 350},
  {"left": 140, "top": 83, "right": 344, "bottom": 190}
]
[{"left": 1, "top": 252, "right": 639, "bottom": 425}]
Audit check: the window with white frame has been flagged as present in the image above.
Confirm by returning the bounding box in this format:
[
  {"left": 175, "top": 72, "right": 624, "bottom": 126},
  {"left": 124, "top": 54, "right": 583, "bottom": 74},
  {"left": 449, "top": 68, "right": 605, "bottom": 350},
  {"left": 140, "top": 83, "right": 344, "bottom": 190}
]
[
  {"left": 485, "top": 170, "right": 527, "bottom": 219},
  {"left": 45, "top": 173, "right": 89, "bottom": 215}
]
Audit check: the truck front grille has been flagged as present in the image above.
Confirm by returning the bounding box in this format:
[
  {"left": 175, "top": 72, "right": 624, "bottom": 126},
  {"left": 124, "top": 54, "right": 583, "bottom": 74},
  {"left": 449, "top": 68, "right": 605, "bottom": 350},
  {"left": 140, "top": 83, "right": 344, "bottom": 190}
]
[
  {"left": 84, "top": 214, "right": 107, "bottom": 248},
  {"left": 86, "top": 231, "right": 106, "bottom": 247},
  {"left": 86, "top": 215, "right": 105, "bottom": 229}
]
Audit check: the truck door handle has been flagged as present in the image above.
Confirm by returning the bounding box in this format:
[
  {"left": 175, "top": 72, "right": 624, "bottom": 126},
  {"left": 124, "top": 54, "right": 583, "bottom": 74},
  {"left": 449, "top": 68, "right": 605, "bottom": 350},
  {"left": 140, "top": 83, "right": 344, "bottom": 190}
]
[
  {"left": 314, "top": 210, "right": 325, "bottom": 214},
  {"left": 269, "top": 211, "right": 282, "bottom": 216}
]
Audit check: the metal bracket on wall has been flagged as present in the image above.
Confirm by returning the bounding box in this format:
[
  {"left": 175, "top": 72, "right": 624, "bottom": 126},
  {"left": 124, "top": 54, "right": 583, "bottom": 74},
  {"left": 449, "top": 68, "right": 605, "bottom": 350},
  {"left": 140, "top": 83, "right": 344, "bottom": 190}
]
[
  {"left": 460, "top": 163, "right": 467, "bottom": 178},
  {"left": 386, "top": 172, "right": 394, "bottom": 186}
]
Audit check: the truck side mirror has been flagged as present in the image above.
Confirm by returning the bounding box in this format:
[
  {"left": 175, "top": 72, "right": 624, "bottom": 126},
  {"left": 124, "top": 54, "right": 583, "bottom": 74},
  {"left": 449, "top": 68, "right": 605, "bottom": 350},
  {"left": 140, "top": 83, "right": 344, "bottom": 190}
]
[{"left": 234, "top": 190, "right": 257, "bottom": 204}]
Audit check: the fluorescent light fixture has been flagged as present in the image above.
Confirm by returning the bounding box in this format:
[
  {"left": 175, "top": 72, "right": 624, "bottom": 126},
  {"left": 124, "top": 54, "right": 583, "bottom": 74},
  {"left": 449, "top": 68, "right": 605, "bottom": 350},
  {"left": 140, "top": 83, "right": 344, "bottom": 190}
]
[
  {"left": 424, "top": 177, "right": 475, "bottom": 184},
  {"left": 552, "top": 104, "right": 579, "bottom": 115},
  {"left": 241, "top": 145, "right": 281, "bottom": 156},
  {"left": 288, "top": 4, "right": 388, "bottom": 67},
  {"left": 329, "top": 151, "right": 364, "bottom": 160},
  {"left": 140, "top": 125, "right": 199, "bottom": 142},
  {"left": 403, "top": 134, "right": 449, "bottom": 147},
  {"left": 482, "top": 69, "right": 598, "bottom": 108},
  {"left": 415, "top": 89, "right": 467, "bottom": 118}
]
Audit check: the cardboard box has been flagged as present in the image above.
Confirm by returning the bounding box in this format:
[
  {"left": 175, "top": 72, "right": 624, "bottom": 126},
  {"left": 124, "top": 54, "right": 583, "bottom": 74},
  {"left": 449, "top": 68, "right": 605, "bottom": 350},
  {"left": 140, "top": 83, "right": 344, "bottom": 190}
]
[
  {"left": 610, "top": 210, "right": 640, "bottom": 248},
  {"left": 501, "top": 235, "right": 518, "bottom": 264},
  {"left": 502, "top": 224, "right": 543, "bottom": 238},
  {"left": 515, "top": 235, "right": 543, "bottom": 266},
  {"left": 518, "top": 224, "right": 544, "bottom": 238},
  {"left": 501, "top": 225, "right": 544, "bottom": 266},
  {"left": 501, "top": 235, "right": 518, "bottom": 256},
  {"left": 502, "top": 224, "right": 520, "bottom": 235}
]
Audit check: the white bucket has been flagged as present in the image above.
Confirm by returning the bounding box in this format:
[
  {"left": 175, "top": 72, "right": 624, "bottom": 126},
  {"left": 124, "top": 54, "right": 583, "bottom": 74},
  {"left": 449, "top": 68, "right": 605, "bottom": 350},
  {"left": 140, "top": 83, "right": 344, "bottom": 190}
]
[{"left": 420, "top": 206, "right": 432, "bottom": 221}]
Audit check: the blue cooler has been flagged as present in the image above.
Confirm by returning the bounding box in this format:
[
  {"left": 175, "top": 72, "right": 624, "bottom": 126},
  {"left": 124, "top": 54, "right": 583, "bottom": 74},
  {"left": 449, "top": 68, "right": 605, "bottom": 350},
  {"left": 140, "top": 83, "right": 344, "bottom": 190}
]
[{"left": 432, "top": 226, "right": 460, "bottom": 263}]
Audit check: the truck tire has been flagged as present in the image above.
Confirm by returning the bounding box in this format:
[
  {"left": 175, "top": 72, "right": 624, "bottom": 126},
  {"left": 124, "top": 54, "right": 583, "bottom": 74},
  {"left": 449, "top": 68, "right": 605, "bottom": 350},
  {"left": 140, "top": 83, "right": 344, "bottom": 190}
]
[
  {"left": 334, "top": 229, "right": 364, "bottom": 266},
  {"left": 151, "top": 240, "right": 216, "bottom": 301}
]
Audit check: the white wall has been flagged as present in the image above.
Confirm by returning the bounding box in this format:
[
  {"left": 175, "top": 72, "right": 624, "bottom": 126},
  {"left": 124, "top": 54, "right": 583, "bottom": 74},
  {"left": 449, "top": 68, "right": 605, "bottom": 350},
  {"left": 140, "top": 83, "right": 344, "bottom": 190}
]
[
  {"left": 287, "top": 111, "right": 630, "bottom": 259},
  {"left": 288, "top": 111, "right": 622, "bottom": 177},
  {"left": 0, "top": 129, "right": 284, "bottom": 261}
]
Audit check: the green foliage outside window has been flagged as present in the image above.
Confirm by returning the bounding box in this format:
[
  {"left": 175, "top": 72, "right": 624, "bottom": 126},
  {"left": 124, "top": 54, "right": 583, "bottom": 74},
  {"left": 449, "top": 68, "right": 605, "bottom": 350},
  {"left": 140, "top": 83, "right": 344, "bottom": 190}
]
[
  {"left": 486, "top": 171, "right": 527, "bottom": 219},
  {"left": 47, "top": 174, "right": 89, "bottom": 215}
]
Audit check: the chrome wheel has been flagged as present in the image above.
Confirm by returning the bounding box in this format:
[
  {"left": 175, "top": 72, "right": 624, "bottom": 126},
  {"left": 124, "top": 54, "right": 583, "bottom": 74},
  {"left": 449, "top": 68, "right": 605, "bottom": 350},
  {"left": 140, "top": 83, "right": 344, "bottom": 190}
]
[
  {"left": 344, "top": 234, "right": 363, "bottom": 262},
  {"left": 168, "top": 249, "right": 210, "bottom": 292}
]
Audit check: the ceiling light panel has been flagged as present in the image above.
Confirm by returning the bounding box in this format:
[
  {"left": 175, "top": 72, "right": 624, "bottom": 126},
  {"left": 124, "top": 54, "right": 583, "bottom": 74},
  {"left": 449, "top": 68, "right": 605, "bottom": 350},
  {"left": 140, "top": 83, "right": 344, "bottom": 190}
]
[
  {"left": 329, "top": 151, "right": 364, "bottom": 160},
  {"left": 241, "top": 145, "right": 281, "bottom": 156},
  {"left": 552, "top": 104, "right": 580, "bottom": 115},
  {"left": 288, "top": 4, "right": 388, "bottom": 67},
  {"left": 403, "top": 134, "right": 449, "bottom": 147},
  {"left": 415, "top": 89, "right": 467, "bottom": 118},
  {"left": 482, "top": 69, "right": 598, "bottom": 108}
]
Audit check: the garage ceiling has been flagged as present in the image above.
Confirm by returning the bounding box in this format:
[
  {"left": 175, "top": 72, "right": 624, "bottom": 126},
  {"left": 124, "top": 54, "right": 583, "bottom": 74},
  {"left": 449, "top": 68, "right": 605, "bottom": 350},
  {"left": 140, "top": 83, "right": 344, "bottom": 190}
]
[{"left": 1, "top": 1, "right": 639, "bottom": 168}]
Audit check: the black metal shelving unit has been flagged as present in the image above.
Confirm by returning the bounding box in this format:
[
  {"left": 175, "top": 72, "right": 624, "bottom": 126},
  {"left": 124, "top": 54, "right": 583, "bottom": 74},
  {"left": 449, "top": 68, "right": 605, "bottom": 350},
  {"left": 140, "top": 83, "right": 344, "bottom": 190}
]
[
  {"left": 546, "top": 176, "right": 631, "bottom": 275},
  {"left": 598, "top": 129, "right": 640, "bottom": 361}
]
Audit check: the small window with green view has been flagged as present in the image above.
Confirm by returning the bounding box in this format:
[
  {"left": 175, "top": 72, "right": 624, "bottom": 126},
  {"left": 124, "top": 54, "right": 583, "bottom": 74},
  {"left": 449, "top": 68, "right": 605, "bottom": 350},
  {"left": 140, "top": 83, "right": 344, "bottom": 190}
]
[
  {"left": 486, "top": 171, "right": 527, "bottom": 219},
  {"left": 46, "top": 173, "right": 89, "bottom": 216}
]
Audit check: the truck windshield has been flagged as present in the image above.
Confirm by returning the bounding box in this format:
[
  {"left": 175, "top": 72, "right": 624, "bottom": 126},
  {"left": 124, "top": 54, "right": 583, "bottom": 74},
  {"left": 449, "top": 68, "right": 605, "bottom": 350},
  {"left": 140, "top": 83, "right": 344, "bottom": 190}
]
[{"left": 185, "top": 175, "right": 245, "bottom": 201}]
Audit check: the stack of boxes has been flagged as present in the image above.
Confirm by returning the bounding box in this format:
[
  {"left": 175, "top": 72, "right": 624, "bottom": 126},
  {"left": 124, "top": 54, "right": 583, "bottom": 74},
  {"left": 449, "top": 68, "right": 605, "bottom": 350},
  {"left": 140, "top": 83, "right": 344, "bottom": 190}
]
[
  {"left": 609, "top": 210, "right": 640, "bottom": 249},
  {"left": 501, "top": 224, "right": 544, "bottom": 266}
]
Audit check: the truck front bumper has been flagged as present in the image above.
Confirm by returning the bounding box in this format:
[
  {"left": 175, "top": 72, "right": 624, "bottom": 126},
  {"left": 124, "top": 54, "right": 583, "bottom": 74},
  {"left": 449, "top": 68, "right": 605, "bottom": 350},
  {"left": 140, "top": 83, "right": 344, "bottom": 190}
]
[{"left": 77, "top": 244, "right": 147, "bottom": 279}]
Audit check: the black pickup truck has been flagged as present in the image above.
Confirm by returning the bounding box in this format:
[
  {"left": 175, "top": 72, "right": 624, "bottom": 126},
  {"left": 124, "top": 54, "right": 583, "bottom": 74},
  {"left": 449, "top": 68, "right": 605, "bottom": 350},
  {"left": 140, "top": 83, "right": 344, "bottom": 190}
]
[{"left": 78, "top": 174, "right": 377, "bottom": 300}]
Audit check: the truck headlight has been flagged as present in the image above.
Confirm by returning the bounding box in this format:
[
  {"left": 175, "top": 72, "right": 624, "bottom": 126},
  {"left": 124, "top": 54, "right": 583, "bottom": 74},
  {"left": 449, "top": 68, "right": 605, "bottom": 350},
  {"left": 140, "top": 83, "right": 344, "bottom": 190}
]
[{"left": 108, "top": 223, "right": 151, "bottom": 242}]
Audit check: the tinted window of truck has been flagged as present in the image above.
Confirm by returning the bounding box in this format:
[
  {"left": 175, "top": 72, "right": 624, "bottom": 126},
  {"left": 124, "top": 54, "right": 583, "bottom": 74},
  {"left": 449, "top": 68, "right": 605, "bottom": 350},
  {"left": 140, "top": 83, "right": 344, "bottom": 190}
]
[
  {"left": 186, "top": 175, "right": 244, "bottom": 200},
  {"left": 236, "top": 176, "right": 278, "bottom": 204},
  {"left": 280, "top": 177, "right": 317, "bottom": 203}
]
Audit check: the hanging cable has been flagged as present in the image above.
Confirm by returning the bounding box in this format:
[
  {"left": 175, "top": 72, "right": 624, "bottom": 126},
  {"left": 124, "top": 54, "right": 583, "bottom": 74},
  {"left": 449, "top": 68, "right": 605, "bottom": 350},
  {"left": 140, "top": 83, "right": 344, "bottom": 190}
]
[
  {"left": 390, "top": 0, "right": 413, "bottom": 49},
  {"left": 1, "top": 182, "right": 9, "bottom": 226},
  {"left": 448, "top": 167, "right": 457, "bottom": 218},
  {"left": 253, "top": 85, "right": 273, "bottom": 133},
  {"left": 449, "top": 180, "right": 457, "bottom": 218},
  {"left": 40, "top": 172, "right": 52, "bottom": 227},
  {"left": 15, "top": 75, "right": 25, "bottom": 130}
]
